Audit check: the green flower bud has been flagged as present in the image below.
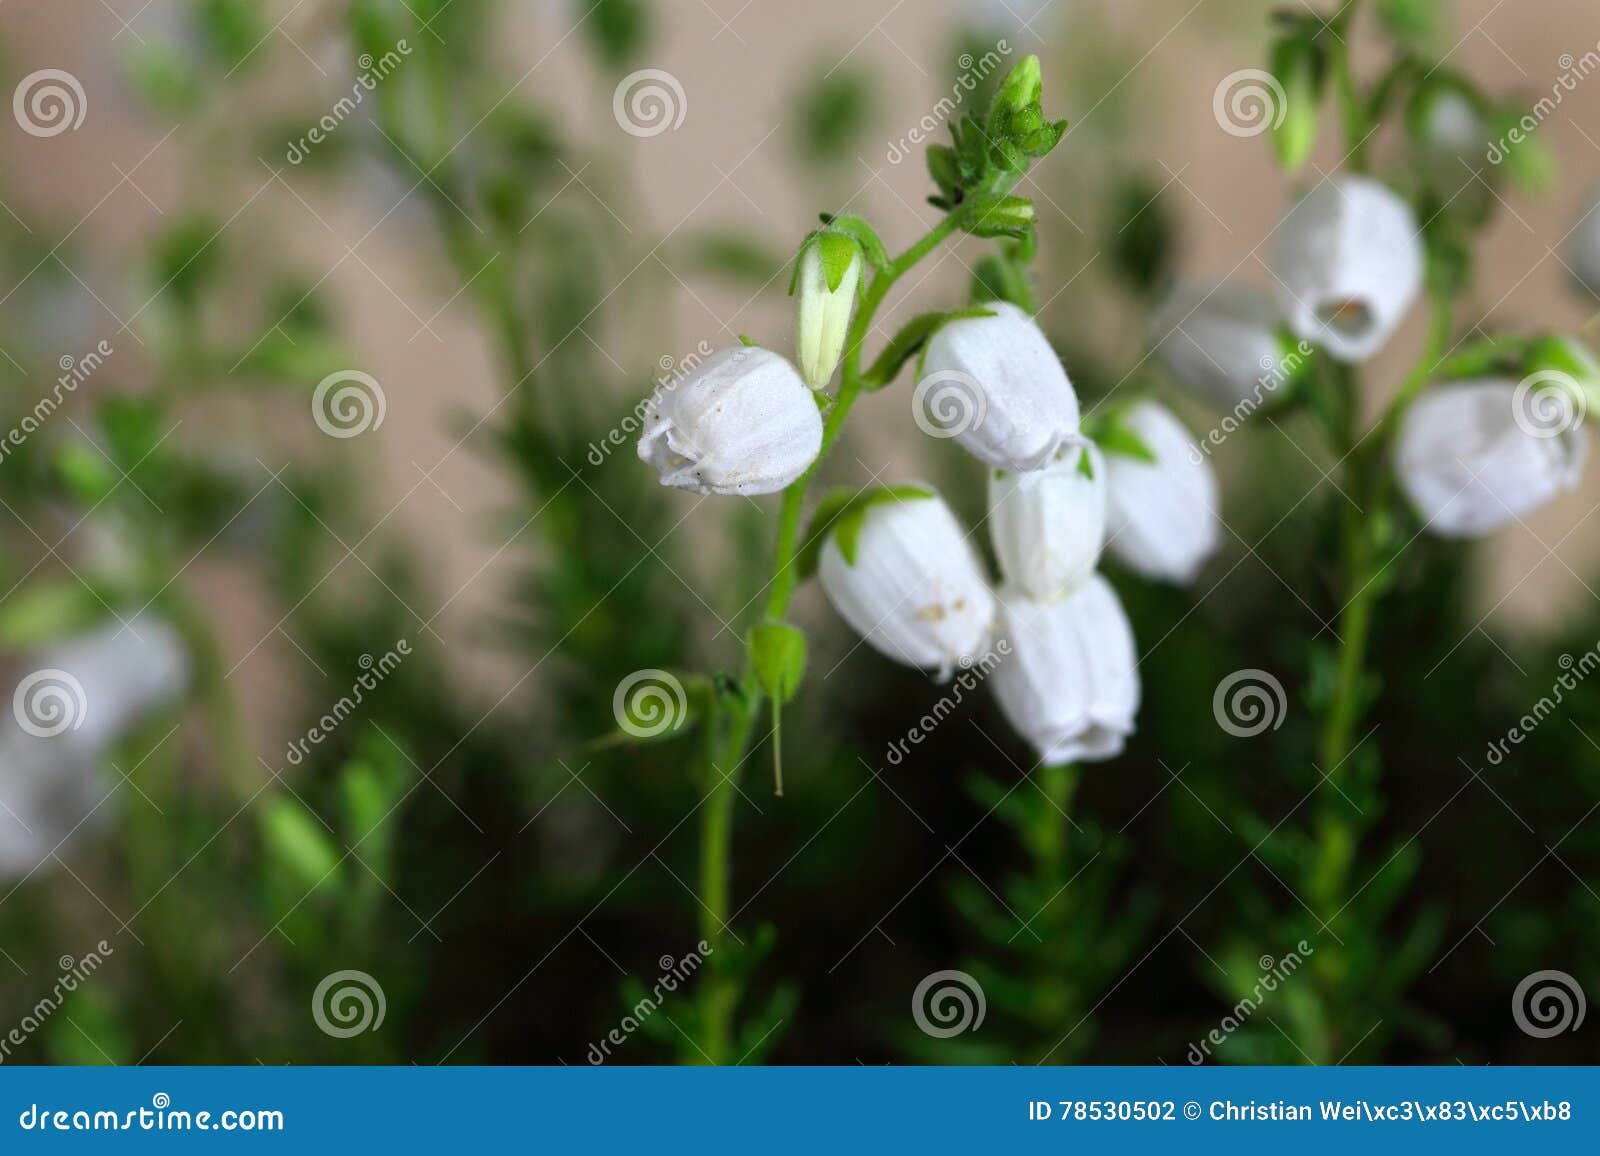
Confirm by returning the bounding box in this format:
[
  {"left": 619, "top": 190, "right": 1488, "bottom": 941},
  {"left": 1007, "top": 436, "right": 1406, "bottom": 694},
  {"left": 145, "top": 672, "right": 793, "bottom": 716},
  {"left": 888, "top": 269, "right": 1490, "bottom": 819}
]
[
  {"left": 1270, "top": 37, "right": 1323, "bottom": 172},
  {"left": 794, "top": 232, "right": 862, "bottom": 388},
  {"left": 749, "top": 621, "right": 806, "bottom": 704}
]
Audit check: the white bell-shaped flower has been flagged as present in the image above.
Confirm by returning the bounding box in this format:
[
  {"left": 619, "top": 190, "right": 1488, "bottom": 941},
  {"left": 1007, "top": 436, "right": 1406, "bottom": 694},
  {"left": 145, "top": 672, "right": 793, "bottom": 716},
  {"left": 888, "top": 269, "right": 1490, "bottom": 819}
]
[
  {"left": 1149, "top": 283, "right": 1295, "bottom": 411},
  {"left": 638, "top": 346, "right": 823, "bottom": 496},
  {"left": 818, "top": 493, "right": 996, "bottom": 678},
  {"left": 988, "top": 447, "right": 1106, "bottom": 601},
  {"left": 1395, "top": 380, "right": 1588, "bottom": 538},
  {"left": 795, "top": 238, "right": 862, "bottom": 388},
  {"left": 1269, "top": 176, "right": 1423, "bottom": 363},
  {"left": 917, "top": 301, "right": 1082, "bottom": 471},
  {"left": 1, "top": 613, "right": 189, "bottom": 876},
  {"left": 1103, "top": 401, "right": 1221, "bottom": 584},
  {"left": 990, "top": 576, "right": 1140, "bottom": 764},
  {"left": 1569, "top": 189, "right": 1600, "bottom": 301}
]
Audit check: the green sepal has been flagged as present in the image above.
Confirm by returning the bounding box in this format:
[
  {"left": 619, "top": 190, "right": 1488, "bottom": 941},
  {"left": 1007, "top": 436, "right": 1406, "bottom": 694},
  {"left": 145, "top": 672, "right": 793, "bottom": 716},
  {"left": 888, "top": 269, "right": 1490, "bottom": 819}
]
[
  {"left": 820, "top": 214, "right": 890, "bottom": 271},
  {"left": 748, "top": 621, "right": 807, "bottom": 704},
  {"left": 963, "top": 194, "right": 1036, "bottom": 239},
  {"left": 1076, "top": 448, "right": 1095, "bottom": 480},
  {"left": 796, "top": 484, "right": 936, "bottom": 579},
  {"left": 1085, "top": 411, "right": 1157, "bottom": 464},
  {"left": 862, "top": 307, "right": 996, "bottom": 391},
  {"left": 787, "top": 229, "right": 863, "bottom": 296}
]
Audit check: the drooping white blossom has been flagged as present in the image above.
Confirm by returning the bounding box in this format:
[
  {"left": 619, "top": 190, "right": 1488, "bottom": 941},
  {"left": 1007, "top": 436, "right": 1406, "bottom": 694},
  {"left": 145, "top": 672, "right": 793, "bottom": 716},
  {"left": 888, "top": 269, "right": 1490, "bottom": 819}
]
[
  {"left": 1103, "top": 402, "right": 1221, "bottom": 584},
  {"left": 1149, "top": 282, "right": 1294, "bottom": 411},
  {"left": 818, "top": 493, "right": 996, "bottom": 677},
  {"left": 990, "top": 576, "right": 1140, "bottom": 764},
  {"left": 988, "top": 447, "right": 1106, "bottom": 601},
  {"left": 1569, "top": 188, "right": 1600, "bottom": 301},
  {"left": 1269, "top": 176, "right": 1424, "bottom": 363},
  {"left": 917, "top": 301, "right": 1082, "bottom": 471},
  {"left": 1395, "top": 380, "right": 1588, "bottom": 538},
  {"left": 638, "top": 346, "right": 823, "bottom": 496}
]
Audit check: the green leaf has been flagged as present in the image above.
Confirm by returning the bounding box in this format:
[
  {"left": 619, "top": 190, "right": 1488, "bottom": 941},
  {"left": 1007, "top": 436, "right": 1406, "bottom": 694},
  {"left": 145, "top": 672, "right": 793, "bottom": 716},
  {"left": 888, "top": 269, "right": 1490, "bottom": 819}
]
[
  {"left": 1270, "top": 35, "right": 1324, "bottom": 172},
  {"left": 0, "top": 584, "right": 106, "bottom": 648},
  {"left": 862, "top": 308, "right": 994, "bottom": 391},
  {"left": 582, "top": 0, "right": 650, "bottom": 71},
  {"left": 260, "top": 797, "right": 342, "bottom": 892},
  {"left": 795, "top": 485, "right": 935, "bottom": 579}
]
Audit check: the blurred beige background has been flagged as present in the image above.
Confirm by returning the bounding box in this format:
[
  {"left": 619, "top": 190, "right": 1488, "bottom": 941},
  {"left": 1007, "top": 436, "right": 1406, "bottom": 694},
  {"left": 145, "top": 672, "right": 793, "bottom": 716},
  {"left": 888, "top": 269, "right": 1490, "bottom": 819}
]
[{"left": 3, "top": 0, "right": 1600, "bottom": 747}]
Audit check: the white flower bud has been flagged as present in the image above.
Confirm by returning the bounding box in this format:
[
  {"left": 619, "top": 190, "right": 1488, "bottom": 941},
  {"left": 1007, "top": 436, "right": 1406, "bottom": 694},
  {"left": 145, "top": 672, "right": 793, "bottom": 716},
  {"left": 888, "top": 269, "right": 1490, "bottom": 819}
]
[
  {"left": 988, "top": 448, "right": 1106, "bottom": 601},
  {"left": 991, "top": 576, "right": 1140, "bottom": 764},
  {"left": 638, "top": 346, "right": 823, "bottom": 496},
  {"left": 1149, "top": 283, "right": 1293, "bottom": 410},
  {"left": 1270, "top": 176, "right": 1424, "bottom": 363},
  {"left": 1103, "top": 402, "right": 1221, "bottom": 584},
  {"left": 795, "top": 237, "right": 862, "bottom": 388},
  {"left": 918, "top": 301, "right": 1082, "bottom": 471},
  {"left": 1569, "top": 187, "right": 1600, "bottom": 301},
  {"left": 818, "top": 493, "right": 996, "bottom": 678},
  {"left": 1395, "top": 380, "right": 1588, "bottom": 538}
]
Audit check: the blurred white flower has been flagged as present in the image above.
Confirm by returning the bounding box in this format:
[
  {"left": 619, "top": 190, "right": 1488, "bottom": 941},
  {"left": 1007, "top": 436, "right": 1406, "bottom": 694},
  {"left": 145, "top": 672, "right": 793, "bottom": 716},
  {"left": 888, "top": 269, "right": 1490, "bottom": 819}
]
[
  {"left": 1, "top": 614, "right": 189, "bottom": 876},
  {"left": 918, "top": 301, "right": 1082, "bottom": 471},
  {"left": 988, "top": 447, "right": 1106, "bottom": 601},
  {"left": 1569, "top": 188, "right": 1600, "bottom": 301},
  {"left": 1270, "top": 176, "right": 1423, "bottom": 363},
  {"left": 1395, "top": 380, "right": 1588, "bottom": 538},
  {"left": 638, "top": 347, "right": 823, "bottom": 496},
  {"left": 818, "top": 493, "right": 996, "bottom": 678},
  {"left": 795, "top": 239, "right": 861, "bottom": 388},
  {"left": 1149, "top": 282, "right": 1291, "bottom": 410},
  {"left": 1103, "top": 401, "right": 1221, "bottom": 584},
  {"left": 991, "top": 575, "right": 1140, "bottom": 764}
]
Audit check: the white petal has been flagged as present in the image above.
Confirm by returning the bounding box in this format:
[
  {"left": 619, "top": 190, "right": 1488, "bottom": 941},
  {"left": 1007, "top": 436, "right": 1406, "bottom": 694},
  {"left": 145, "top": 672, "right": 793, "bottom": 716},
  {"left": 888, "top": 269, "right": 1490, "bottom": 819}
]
[
  {"left": 1103, "top": 402, "right": 1221, "bottom": 584},
  {"left": 818, "top": 494, "right": 996, "bottom": 676},
  {"left": 988, "top": 447, "right": 1106, "bottom": 600},
  {"left": 1149, "top": 282, "right": 1288, "bottom": 410},
  {"left": 1270, "top": 177, "right": 1423, "bottom": 363},
  {"left": 991, "top": 576, "right": 1139, "bottom": 764},
  {"left": 1396, "top": 380, "right": 1588, "bottom": 538},
  {"left": 919, "top": 301, "right": 1081, "bottom": 471},
  {"left": 637, "top": 347, "right": 823, "bottom": 495},
  {"left": 1570, "top": 187, "right": 1600, "bottom": 301}
]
